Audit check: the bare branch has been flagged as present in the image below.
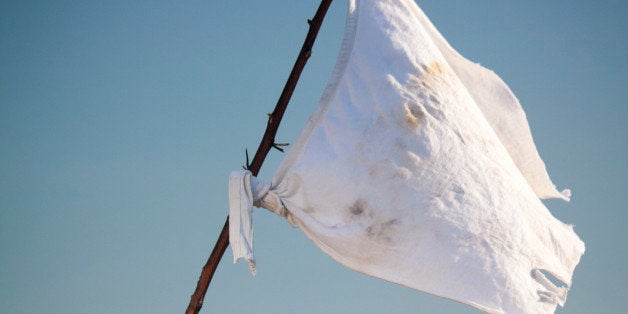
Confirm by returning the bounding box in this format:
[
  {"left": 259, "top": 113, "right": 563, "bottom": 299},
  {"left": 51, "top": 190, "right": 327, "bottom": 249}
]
[{"left": 185, "top": 1, "right": 334, "bottom": 313}]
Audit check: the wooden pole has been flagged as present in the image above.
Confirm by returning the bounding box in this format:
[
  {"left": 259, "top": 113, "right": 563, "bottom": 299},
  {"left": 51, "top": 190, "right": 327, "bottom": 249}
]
[{"left": 186, "top": 1, "right": 334, "bottom": 313}]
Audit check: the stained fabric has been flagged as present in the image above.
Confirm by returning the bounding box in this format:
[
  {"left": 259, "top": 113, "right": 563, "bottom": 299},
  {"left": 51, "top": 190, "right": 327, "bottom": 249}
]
[{"left": 229, "top": 0, "right": 584, "bottom": 313}]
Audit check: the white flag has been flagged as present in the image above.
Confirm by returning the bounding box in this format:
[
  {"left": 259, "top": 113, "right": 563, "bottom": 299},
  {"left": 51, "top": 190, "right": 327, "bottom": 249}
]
[{"left": 229, "top": 0, "right": 584, "bottom": 313}]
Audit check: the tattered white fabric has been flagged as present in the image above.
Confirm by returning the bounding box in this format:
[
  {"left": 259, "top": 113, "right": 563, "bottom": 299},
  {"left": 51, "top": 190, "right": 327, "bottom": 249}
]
[
  {"left": 228, "top": 170, "right": 295, "bottom": 274},
  {"left": 229, "top": 0, "right": 584, "bottom": 313},
  {"left": 228, "top": 171, "right": 262, "bottom": 274}
]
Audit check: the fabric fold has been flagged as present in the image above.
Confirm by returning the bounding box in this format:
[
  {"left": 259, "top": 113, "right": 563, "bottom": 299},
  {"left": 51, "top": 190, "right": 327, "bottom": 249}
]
[
  {"left": 228, "top": 170, "right": 257, "bottom": 274},
  {"left": 228, "top": 170, "right": 291, "bottom": 274}
]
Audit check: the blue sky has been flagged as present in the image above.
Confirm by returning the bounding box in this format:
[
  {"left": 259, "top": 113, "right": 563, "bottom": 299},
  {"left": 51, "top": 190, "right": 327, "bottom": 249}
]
[{"left": 1, "top": 1, "right": 626, "bottom": 313}]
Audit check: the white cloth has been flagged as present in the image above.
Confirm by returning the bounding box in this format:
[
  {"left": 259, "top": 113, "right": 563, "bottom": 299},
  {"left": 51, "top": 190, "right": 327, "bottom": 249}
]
[
  {"left": 228, "top": 170, "right": 258, "bottom": 274},
  {"left": 229, "top": 0, "right": 584, "bottom": 313},
  {"left": 228, "top": 170, "right": 296, "bottom": 274}
]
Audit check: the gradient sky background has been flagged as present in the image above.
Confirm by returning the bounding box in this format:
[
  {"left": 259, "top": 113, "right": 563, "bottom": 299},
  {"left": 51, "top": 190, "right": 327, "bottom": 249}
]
[{"left": 1, "top": 0, "right": 626, "bottom": 313}]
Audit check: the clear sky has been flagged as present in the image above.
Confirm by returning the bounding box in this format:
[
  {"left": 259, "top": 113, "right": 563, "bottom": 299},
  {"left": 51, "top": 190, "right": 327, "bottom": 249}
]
[{"left": 1, "top": 1, "right": 625, "bottom": 313}]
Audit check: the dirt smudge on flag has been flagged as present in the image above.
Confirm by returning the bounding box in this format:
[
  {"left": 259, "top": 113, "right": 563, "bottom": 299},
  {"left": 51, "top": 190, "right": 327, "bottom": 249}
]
[
  {"left": 403, "top": 101, "right": 424, "bottom": 129},
  {"left": 366, "top": 218, "right": 400, "bottom": 243}
]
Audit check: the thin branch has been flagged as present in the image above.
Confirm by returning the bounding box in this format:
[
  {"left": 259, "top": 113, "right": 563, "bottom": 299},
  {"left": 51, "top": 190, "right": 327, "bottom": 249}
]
[{"left": 185, "top": 1, "right": 334, "bottom": 313}]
